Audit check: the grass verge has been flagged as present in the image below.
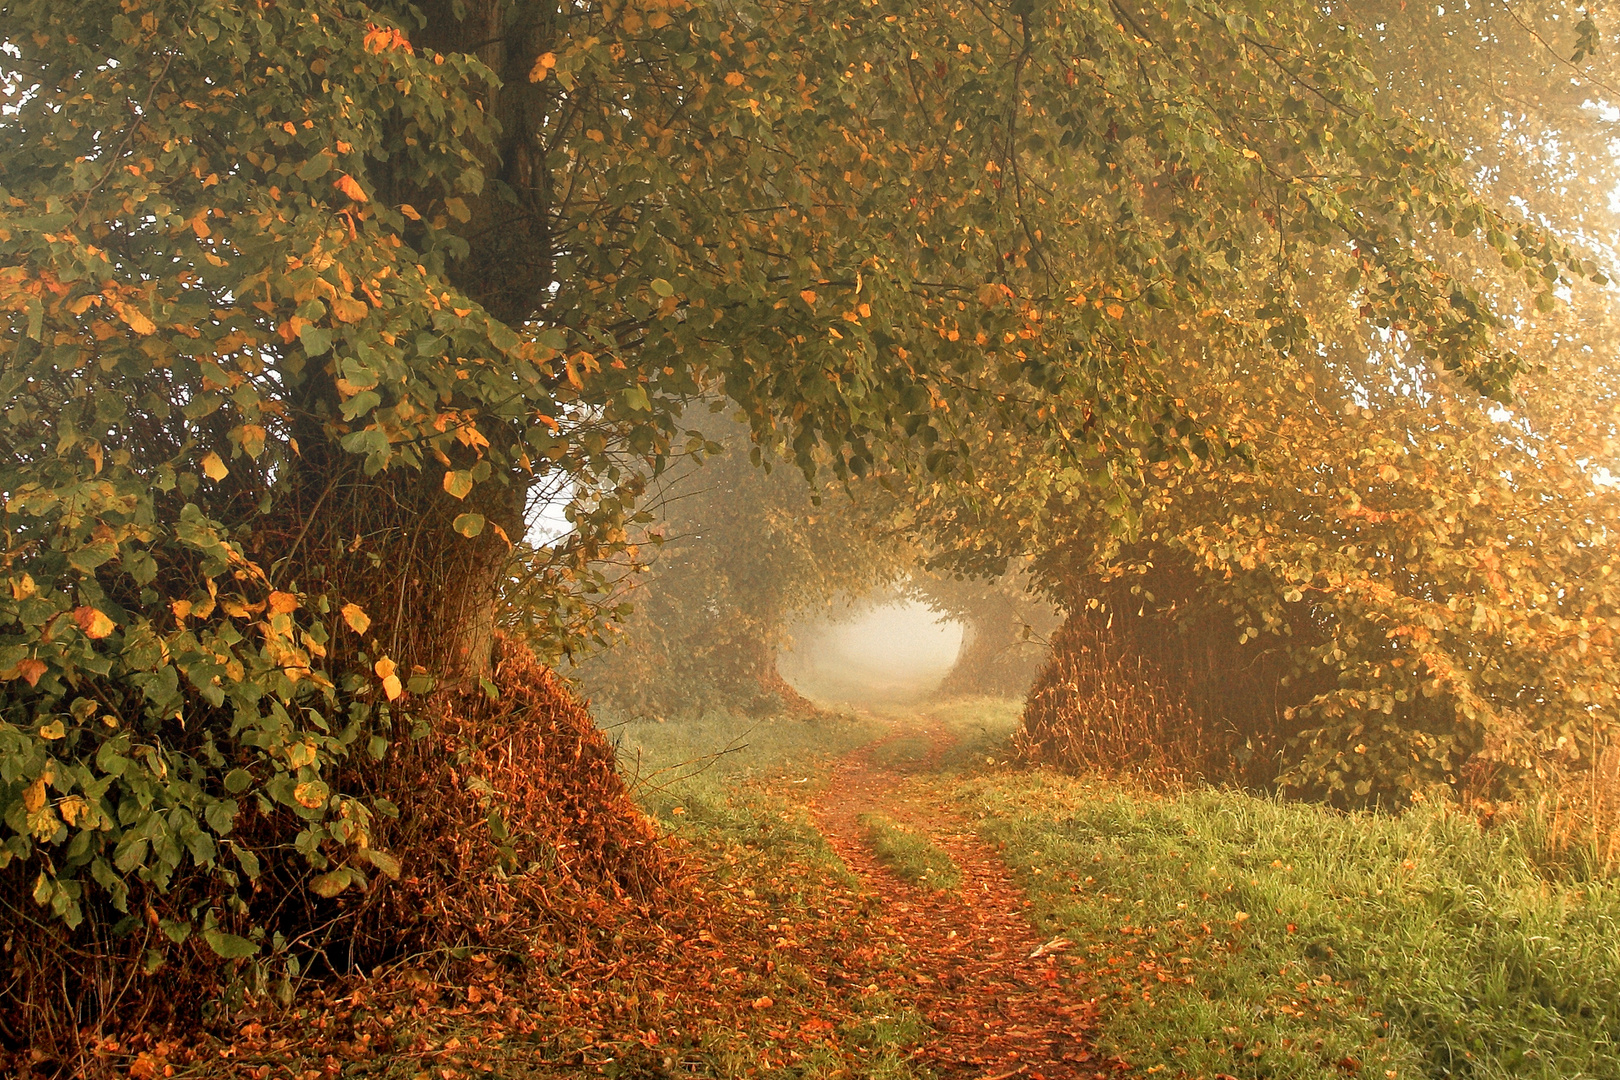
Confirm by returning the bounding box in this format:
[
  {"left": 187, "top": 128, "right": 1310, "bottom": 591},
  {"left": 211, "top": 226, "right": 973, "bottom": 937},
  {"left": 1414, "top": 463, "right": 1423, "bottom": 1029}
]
[{"left": 954, "top": 768, "right": 1620, "bottom": 1080}]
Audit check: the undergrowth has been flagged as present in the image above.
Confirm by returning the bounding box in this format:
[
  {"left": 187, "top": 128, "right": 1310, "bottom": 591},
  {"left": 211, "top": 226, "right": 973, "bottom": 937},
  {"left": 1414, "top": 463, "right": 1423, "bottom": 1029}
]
[{"left": 953, "top": 766, "right": 1620, "bottom": 1080}]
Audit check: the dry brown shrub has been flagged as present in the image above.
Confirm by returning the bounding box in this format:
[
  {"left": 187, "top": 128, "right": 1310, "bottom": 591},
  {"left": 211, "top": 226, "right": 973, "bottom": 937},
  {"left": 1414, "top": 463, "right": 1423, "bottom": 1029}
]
[
  {"left": 1016, "top": 616, "right": 1226, "bottom": 785},
  {"left": 1015, "top": 608, "right": 1310, "bottom": 787},
  {"left": 349, "top": 636, "right": 670, "bottom": 962}
]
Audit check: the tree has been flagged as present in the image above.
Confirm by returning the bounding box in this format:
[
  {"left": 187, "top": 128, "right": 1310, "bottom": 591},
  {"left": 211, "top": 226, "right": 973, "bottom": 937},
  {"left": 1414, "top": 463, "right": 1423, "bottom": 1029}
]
[
  {"left": 957, "top": 1, "right": 1620, "bottom": 801},
  {"left": 0, "top": 0, "right": 1559, "bottom": 1017}
]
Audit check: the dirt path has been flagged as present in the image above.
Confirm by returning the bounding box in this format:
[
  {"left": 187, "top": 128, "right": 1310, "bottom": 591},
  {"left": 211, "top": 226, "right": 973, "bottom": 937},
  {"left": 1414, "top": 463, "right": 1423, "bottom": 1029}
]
[{"left": 809, "top": 719, "right": 1118, "bottom": 1080}]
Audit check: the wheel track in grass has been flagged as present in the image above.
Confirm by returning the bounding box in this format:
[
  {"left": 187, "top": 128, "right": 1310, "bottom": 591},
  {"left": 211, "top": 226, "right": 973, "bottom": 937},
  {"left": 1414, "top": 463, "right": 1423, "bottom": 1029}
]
[{"left": 809, "top": 718, "right": 1127, "bottom": 1080}]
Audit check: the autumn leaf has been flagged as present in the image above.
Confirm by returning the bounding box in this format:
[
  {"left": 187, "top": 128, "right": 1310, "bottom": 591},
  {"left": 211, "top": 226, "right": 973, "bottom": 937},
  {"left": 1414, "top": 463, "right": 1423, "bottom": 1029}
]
[
  {"left": 443, "top": 469, "right": 475, "bottom": 500},
  {"left": 529, "top": 52, "right": 557, "bottom": 82},
  {"left": 267, "top": 591, "right": 298, "bottom": 615},
  {"left": 374, "top": 656, "right": 403, "bottom": 700},
  {"left": 453, "top": 512, "right": 486, "bottom": 538},
  {"left": 237, "top": 423, "right": 267, "bottom": 459},
  {"left": 4, "top": 658, "right": 47, "bottom": 687},
  {"left": 294, "top": 780, "right": 330, "bottom": 809},
  {"left": 341, "top": 603, "right": 372, "bottom": 634},
  {"left": 23, "top": 777, "right": 46, "bottom": 814},
  {"left": 73, "top": 606, "right": 116, "bottom": 639},
  {"left": 112, "top": 300, "right": 157, "bottom": 336},
  {"left": 200, "top": 452, "right": 228, "bottom": 481},
  {"left": 310, "top": 871, "right": 351, "bottom": 897},
  {"left": 334, "top": 174, "right": 368, "bottom": 202}
]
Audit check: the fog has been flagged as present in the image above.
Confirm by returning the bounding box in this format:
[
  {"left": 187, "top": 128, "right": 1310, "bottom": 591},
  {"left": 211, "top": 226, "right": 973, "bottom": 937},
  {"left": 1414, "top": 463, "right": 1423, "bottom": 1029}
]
[{"left": 778, "top": 599, "right": 965, "bottom": 706}]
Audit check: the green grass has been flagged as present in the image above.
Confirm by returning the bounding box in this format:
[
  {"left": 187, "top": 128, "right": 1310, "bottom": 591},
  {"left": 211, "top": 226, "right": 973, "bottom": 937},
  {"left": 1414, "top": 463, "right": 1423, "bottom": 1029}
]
[
  {"left": 954, "top": 769, "right": 1620, "bottom": 1080},
  {"left": 858, "top": 812, "right": 962, "bottom": 891}
]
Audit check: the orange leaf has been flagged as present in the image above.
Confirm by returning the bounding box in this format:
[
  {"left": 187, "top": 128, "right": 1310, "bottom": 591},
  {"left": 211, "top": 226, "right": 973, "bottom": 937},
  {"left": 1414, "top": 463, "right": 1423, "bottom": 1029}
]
[
  {"left": 4, "top": 658, "right": 47, "bottom": 687},
  {"left": 334, "top": 174, "right": 368, "bottom": 203},
  {"left": 267, "top": 591, "right": 299, "bottom": 615},
  {"left": 112, "top": 301, "right": 157, "bottom": 336},
  {"left": 341, "top": 603, "right": 372, "bottom": 634},
  {"left": 73, "top": 606, "right": 115, "bottom": 639}
]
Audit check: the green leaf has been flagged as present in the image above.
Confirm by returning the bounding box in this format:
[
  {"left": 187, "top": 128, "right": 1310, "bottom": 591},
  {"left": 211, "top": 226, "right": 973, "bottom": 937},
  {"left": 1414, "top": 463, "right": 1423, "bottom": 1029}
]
[
  {"left": 362, "top": 848, "right": 401, "bottom": 879},
  {"left": 297, "top": 153, "right": 332, "bottom": 181},
  {"left": 299, "top": 324, "right": 333, "bottom": 357},
  {"left": 202, "top": 928, "right": 258, "bottom": 958},
  {"left": 452, "top": 513, "right": 486, "bottom": 538}
]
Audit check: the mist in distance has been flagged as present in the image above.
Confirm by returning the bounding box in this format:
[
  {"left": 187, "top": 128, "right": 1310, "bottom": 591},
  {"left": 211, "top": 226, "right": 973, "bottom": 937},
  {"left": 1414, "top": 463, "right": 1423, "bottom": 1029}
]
[{"left": 779, "top": 599, "right": 965, "bottom": 706}]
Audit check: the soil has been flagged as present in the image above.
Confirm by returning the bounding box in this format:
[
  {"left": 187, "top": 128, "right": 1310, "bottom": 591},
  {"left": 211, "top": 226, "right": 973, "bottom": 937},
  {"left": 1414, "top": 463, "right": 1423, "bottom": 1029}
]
[{"left": 809, "top": 719, "right": 1122, "bottom": 1080}]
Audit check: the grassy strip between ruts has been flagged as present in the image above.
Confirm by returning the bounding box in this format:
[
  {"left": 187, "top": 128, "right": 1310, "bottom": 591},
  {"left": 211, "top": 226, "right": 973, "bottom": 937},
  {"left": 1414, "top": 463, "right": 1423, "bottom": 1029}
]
[
  {"left": 858, "top": 813, "right": 962, "bottom": 892},
  {"left": 949, "top": 768, "right": 1620, "bottom": 1080}
]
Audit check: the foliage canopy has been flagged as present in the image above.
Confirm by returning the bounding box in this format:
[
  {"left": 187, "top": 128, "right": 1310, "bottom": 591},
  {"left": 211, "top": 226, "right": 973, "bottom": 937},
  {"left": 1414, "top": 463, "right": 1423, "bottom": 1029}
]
[{"left": 0, "top": 0, "right": 1575, "bottom": 1005}]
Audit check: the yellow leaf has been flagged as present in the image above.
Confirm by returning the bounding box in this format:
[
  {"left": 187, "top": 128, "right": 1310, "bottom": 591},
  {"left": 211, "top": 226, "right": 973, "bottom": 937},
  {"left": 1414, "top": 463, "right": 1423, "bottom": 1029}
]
[
  {"left": 113, "top": 301, "right": 157, "bottom": 336},
  {"left": 23, "top": 777, "right": 46, "bottom": 814},
  {"left": 73, "top": 606, "right": 116, "bottom": 639},
  {"left": 443, "top": 469, "right": 474, "bottom": 500},
  {"left": 528, "top": 52, "right": 557, "bottom": 82},
  {"left": 58, "top": 796, "right": 87, "bottom": 826},
  {"left": 398, "top": 203, "right": 421, "bottom": 221},
  {"left": 382, "top": 673, "right": 403, "bottom": 701},
  {"left": 267, "top": 591, "right": 299, "bottom": 615},
  {"left": 334, "top": 174, "right": 368, "bottom": 203},
  {"left": 238, "top": 424, "right": 267, "bottom": 459},
  {"left": 330, "top": 294, "right": 369, "bottom": 324},
  {"left": 201, "top": 452, "right": 229, "bottom": 481},
  {"left": 341, "top": 603, "right": 371, "bottom": 634},
  {"left": 1106, "top": 303, "right": 1125, "bottom": 319},
  {"left": 799, "top": 289, "right": 817, "bottom": 306},
  {"left": 374, "top": 656, "right": 397, "bottom": 681},
  {"left": 294, "top": 781, "right": 330, "bottom": 809},
  {"left": 724, "top": 72, "right": 746, "bottom": 87},
  {"left": 171, "top": 599, "right": 192, "bottom": 621}
]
